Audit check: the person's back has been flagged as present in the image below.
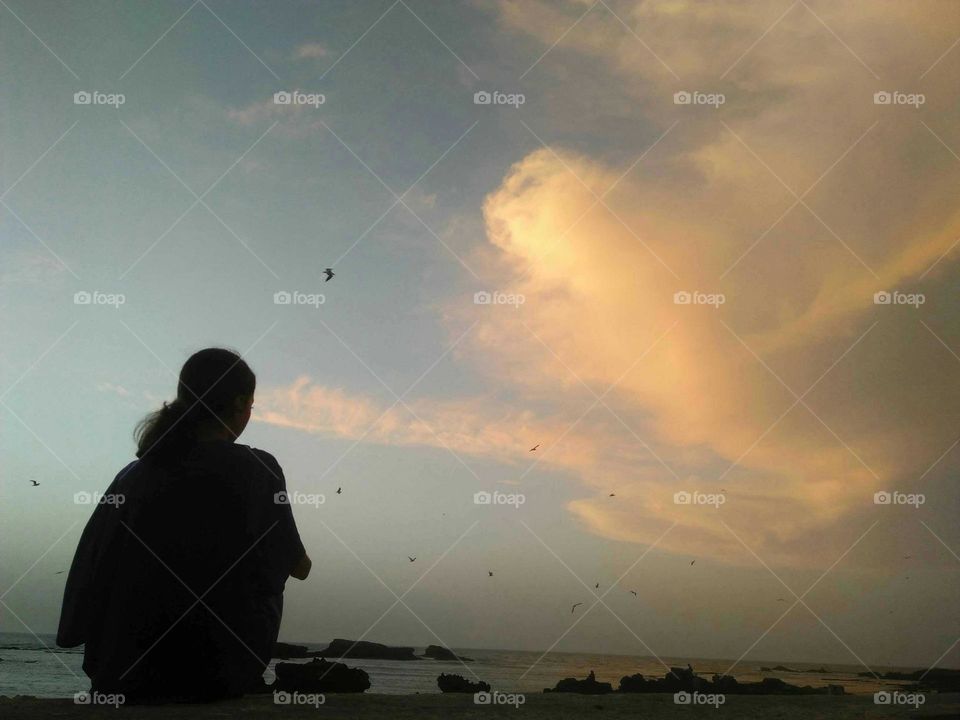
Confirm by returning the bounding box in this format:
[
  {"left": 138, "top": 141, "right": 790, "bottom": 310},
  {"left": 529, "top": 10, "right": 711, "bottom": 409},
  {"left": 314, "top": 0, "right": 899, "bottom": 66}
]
[{"left": 57, "top": 348, "right": 310, "bottom": 703}]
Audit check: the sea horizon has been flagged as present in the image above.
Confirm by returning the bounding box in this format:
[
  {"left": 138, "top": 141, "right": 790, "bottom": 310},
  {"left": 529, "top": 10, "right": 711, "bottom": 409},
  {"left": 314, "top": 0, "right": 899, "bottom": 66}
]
[{"left": 0, "top": 631, "right": 944, "bottom": 699}]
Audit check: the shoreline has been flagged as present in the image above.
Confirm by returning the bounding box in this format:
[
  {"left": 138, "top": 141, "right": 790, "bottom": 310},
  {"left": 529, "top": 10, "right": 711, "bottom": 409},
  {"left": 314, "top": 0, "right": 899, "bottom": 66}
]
[{"left": 2, "top": 693, "right": 959, "bottom": 719}]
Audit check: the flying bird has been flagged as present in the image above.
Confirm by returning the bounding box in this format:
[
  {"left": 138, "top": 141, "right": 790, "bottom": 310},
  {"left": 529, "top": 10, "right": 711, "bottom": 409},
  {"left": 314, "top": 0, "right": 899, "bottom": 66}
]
[
  {"left": 608, "top": 493, "right": 615, "bottom": 497},
  {"left": 595, "top": 582, "right": 599, "bottom": 589},
  {"left": 488, "top": 571, "right": 494, "bottom": 577},
  {"left": 30, "top": 480, "right": 39, "bottom": 486},
  {"left": 323, "top": 268, "right": 335, "bottom": 282},
  {"left": 630, "top": 590, "right": 637, "bottom": 597},
  {"left": 776, "top": 598, "right": 787, "bottom": 602},
  {"left": 408, "top": 556, "right": 416, "bottom": 563},
  {"left": 54, "top": 571, "right": 65, "bottom": 575},
  {"left": 336, "top": 487, "right": 342, "bottom": 495},
  {"left": 529, "top": 444, "right": 539, "bottom": 452},
  {"left": 690, "top": 560, "right": 696, "bottom": 565},
  {"left": 903, "top": 555, "right": 912, "bottom": 559},
  {"left": 571, "top": 602, "right": 583, "bottom": 614}
]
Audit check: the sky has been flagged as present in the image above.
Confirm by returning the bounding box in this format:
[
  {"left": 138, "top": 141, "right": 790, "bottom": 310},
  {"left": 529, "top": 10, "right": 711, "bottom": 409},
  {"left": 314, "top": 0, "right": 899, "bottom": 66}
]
[{"left": 1, "top": 0, "right": 959, "bottom": 672}]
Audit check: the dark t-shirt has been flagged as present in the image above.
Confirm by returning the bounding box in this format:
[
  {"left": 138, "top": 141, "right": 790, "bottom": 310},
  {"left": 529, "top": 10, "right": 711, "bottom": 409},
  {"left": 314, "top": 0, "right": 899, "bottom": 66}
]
[{"left": 57, "top": 440, "right": 305, "bottom": 701}]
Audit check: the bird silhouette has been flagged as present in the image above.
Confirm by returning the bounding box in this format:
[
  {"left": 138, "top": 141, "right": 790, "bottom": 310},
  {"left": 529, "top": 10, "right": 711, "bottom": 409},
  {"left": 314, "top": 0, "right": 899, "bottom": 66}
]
[
  {"left": 776, "top": 598, "right": 787, "bottom": 602},
  {"left": 30, "top": 480, "right": 40, "bottom": 486},
  {"left": 336, "top": 487, "right": 342, "bottom": 495},
  {"left": 630, "top": 590, "right": 637, "bottom": 597},
  {"left": 903, "top": 555, "right": 912, "bottom": 559},
  {"left": 608, "top": 493, "right": 615, "bottom": 497},
  {"left": 488, "top": 571, "right": 494, "bottom": 577},
  {"left": 571, "top": 602, "right": 583, "bottom": 614},
  {"left": 408, "top": 556, "right": 416, "bottom": 563},
  {"left": 529, "top": 444, "right": 539, "bottom": 452},
  {"left": 595, "top": 582, "right": 599, "bottom": 589},
  {"left": 323, "top": 268, "right": 335, "bottom": 282},
  {"left": 54, "top": 570, "right": 65, "bottom": 575}
]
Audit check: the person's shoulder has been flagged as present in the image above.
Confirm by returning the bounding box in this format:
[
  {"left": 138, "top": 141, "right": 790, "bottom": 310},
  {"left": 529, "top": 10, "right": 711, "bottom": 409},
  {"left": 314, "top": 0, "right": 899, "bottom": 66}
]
[
  {"left": 109, "top": 459, "right": 143, "bottom": 489},
  {"left": 230, "top": 443, "right": 284, "bottom": 476}
]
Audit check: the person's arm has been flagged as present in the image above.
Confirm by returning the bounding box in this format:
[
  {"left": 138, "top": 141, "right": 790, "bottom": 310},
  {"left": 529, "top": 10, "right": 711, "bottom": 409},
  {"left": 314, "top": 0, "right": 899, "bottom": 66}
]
[
  {"left": 290, "top": 552, "right": 311, "bottom": 580},
  {"left": 253, "top": 449, "right": 309, "bottom": 585},
  {"left": 57, "top": 468, "right": 131, "bottom": 647}
]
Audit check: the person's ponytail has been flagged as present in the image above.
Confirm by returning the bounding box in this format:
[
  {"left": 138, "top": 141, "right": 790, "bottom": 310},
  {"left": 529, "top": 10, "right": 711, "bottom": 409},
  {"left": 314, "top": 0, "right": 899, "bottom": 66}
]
[{"left": 134, "top": 348, "right": 256, "bottom": 464}]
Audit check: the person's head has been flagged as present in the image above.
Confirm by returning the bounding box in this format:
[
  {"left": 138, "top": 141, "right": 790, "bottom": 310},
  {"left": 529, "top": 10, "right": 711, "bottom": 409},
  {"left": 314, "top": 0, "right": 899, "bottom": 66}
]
[{"left": 135, "top": 347, "right": 256, "bottom": 463}]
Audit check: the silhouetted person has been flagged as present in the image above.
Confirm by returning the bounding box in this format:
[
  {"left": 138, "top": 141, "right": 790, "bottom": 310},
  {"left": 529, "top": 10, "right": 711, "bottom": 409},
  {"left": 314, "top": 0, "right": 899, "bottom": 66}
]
[{"left": 57, "top": 348, "right": 311, "bottom": 703}]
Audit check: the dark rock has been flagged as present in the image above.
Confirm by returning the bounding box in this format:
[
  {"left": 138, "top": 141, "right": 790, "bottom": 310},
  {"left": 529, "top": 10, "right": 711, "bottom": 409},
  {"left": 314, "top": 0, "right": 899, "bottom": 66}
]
[
  {"left": 617, "top": 666, "right": 844, "bottom": 695},
  {"left": 860, "top": 668, "right": 960, "bottom": 693},
  {"left": 274, "top": 658, "right": 370, "bottom": 693},
  {"left": 423, "top": 645, "right": 474, "bottom": 662},
  {"left": 273, "top": 641, "right": 310, "bottom": 659},
  {"left": 314, "top": 638, "right": 420, "bottom": 661},
  {"left": 544, "top": 670, "right": 613, "bottom": 694},
  {"left": 436, "top": 673, "right": 490, "bottom": 693}
]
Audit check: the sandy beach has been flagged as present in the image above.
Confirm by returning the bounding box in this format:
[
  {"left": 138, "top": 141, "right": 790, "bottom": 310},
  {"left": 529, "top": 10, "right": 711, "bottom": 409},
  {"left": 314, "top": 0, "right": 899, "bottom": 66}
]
[{"left": 2, "top": 693, "right": 959, "bottom": 719}]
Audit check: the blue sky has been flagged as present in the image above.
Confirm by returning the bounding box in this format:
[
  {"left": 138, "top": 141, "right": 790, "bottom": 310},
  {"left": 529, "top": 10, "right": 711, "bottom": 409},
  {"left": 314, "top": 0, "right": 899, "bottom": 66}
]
[{"left": 2, "top": 0, "right": 960, "bottom": 671}]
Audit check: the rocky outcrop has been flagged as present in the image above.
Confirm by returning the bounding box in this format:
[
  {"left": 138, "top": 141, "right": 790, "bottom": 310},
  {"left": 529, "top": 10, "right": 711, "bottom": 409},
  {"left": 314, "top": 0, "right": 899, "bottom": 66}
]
[
  {"left": 544, "top": 670, "right": 613, "bottom": 694},
  {"left": 436, "top": 673, "right": 490, "bottom": 693},
  {"left": 274, "top": 658, "right": 370, "bottom": 693},
  {"left": 273, "top": 642, "right": 310, "bottom": 659},
  {"left": 860, "top": 668, "right": 960, "bottom": 693},
  {"left": 617, "top": 666, "right": 845, "bottom": 695},
  {"left": 315, "top": 638, "right": 420, "bottom": 661},
  {"left": 760, "top": 664, "right": 831, "bottom": 673},
  {"left": 422, "top": 645, "right": 473, "bottom": 662}
]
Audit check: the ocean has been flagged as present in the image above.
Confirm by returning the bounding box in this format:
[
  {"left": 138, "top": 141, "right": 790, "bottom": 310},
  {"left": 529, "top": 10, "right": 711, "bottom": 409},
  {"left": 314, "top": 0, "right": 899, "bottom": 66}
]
[{"left": 0, "top": 632, "right": 915, "bottom": 698}]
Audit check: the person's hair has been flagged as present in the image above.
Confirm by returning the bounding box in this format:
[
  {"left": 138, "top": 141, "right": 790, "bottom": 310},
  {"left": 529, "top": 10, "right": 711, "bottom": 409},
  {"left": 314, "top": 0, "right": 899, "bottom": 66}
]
[{"left": 135, "top": 347, "right": 256, "bottom": 463}]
